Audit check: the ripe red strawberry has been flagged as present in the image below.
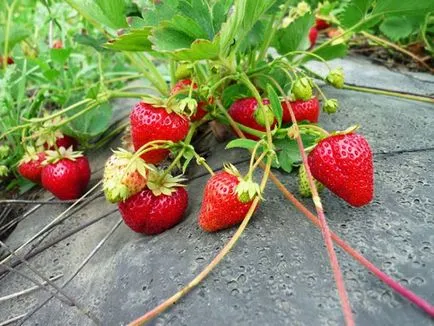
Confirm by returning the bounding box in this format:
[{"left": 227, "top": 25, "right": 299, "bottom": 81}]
[
  {"left": 171, "top": 79, "right": 196, "bottom": 95},
  {"left": 54, "top": 135, "right": 78, "bottom": 150},
  {"left": 43, "top": 134, "right": 78, "bottom": 150},
  {"left": 18, "top": 151, "right": 46, "bottom": 184},
  {"left": 171, "top": 79, "right": 208, "bottom": 121},
  {"left": 41, "top": 148, "right": 91, "bottom": 200},
  {"left": 309, "top": 27, "right": 318, "bottom": 48},
  {"left": 130, "top": 102, "right": 189, "bottom": 164},
  {"left": 308, "top": 132, "right": 374, "bottom": 207},
  {"left": 199, "top": 171, "right": 254, "bottom": 232},
  {"left": 281, "top": 97, "right": 320, "bottom": 124},
  {"left": 315, "top": 18, "right": 330, "bottom": 30},
  {"left": 118, "top": 187, "right": 188, "bottom": 235},
  {"left": 228, "top": 98, "right": 276, "bottom": 140}
]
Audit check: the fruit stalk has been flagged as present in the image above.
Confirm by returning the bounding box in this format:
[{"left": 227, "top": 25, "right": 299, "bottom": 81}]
[{"left": 128, "top": 159, "right": 273, "bottom": 326}]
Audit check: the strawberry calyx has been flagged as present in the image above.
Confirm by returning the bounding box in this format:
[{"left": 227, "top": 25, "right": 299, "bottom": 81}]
[
  {"left": 34, "top": 116, "right": 64, "bottom": 148},
  {"left": 43, "top": 146, "right": 83, "bottom": 165},
  {"left": 19, "top": 146, "right": 42, "bottom": 164},
  {"left": 146, "top": 170, "right": 186, "bottom": 196},
  {"left": 331, "top": 124, "right": 360, "bottom": 136},
  {"left": 236, "top": 179, "right": 262, "bottom": 203},
  {"left": 223, "top": 163, "right": 262, "bottom": 203}
]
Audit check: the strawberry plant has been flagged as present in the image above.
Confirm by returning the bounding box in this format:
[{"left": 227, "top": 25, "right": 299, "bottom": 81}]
[{"left": 1, "top": 0, "right": 434, "bottom": 325}]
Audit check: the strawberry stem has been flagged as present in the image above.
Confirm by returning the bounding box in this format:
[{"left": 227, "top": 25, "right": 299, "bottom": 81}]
[
  {"left": 224, "top": 105, "right": 434, "bottom": 317},
  {"left": 277, "top": 84, "right": 355, "bottom": 326},
  {"left": 268, "top": 172, "right": 434, "bottom": 317},
  {"left": 302, "top": 66, "right": 434, "bottom": 104}
]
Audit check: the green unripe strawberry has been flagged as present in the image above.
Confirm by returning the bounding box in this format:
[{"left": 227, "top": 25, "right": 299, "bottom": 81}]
[
  {"left": 298, "top": 164, "right": 324, "bottom": 197},
  {"left": 326, "top": 68, "right": 344, "bottom": 89},
  {"left": 323, "top": 99, "right": 339, "bottom": 114},
  {"left": 292, "top": 77, "right": 313, "bottom": 101},
  {"left": 253, "top": 105, "right": 275, "bottom": 128}
]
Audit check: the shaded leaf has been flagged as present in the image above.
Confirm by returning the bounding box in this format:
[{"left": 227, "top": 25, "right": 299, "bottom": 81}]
[
  {"left": 266, "top": 85, "right": 282, "bottom": 127},
  {"left": 304, "top": 43, "right": 348, "bottom": 63},
  {"left": 273, "top": 13, "right": 315, "bottom": 55},
  {"left": 64, "top": 102, "right": 113, "bottom": 139},
  {"left": 74, "top": 34, "right": 110, "bottom": 52},
  {"left": 222, "top": 83, "right": 251, "bottom": 108},
  {"left": 105, "top": 28, "right": 153, "bottom": 51}
]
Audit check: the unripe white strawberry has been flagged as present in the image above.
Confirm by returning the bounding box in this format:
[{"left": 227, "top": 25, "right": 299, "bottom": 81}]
[{"left": 103, "top": 149, "right": 151, "bottom": 203}]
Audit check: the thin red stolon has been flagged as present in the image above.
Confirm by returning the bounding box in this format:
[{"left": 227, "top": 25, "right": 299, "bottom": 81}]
[
  {"left": 274, "top": 98, "right": 354, "bottom": 326},
  {"left": 228, "top": 108, "right": 434, "bottom": 318}
]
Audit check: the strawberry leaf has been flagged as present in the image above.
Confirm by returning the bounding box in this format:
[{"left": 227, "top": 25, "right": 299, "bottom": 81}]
[
  {"left": 67, "top": 0, "right": 127, "bottom": 30},
  {"left": 379, "top": 16, "right": 414, "bottom": 41},
  {"left": 339, "top": 0, "right": 373, "bottom": 29},
  {"left": 226, "top": 139, "right": 259, "bottom": 150},
  {"left": 272, "top": 13, "right": 315, "bottom": 55},
  {"left": 221, "top": 84, "right": 251, "bottom": 108},
  {"left": 0, "top": 26, "right": 30, "bottom": 50},
  {"left": 304, "top": 44, "right": 348, "bottom": 63},
  {"left": 372, "top": 0, "right": 434, "bottom": 16},
  {"left": 63, "top": 102, "right": 113, "bottom": 139},
  {"left": 266, "top": 85, "right": 282, "bottom": 127},
  {"left": 220, "top": 0, "right": 276, "bottom": 56},
  {"left": 141, "top": 0, "right": 180, "bottom": 27},
  {"left": 105, "top": 28, "right": 153, "bottom": 51},
  {"left": 273, "top": 134, "right": 317, "bottom": 173}
]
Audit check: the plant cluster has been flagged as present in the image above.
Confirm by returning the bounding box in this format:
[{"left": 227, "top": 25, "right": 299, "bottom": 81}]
[{"left": 1, "top": 0, "right": 434, "bottom": 325}]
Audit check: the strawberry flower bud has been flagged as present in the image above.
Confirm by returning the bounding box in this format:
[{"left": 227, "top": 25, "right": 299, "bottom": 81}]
[
  {"left": 326, "top": 68, "right": 344, "bottom": 89},
  {"left": 292, "top": 77, "right": 313, "bottom": 101},
  {"left": 323, "top": 99, "right": 339, "bottom": 114}
]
